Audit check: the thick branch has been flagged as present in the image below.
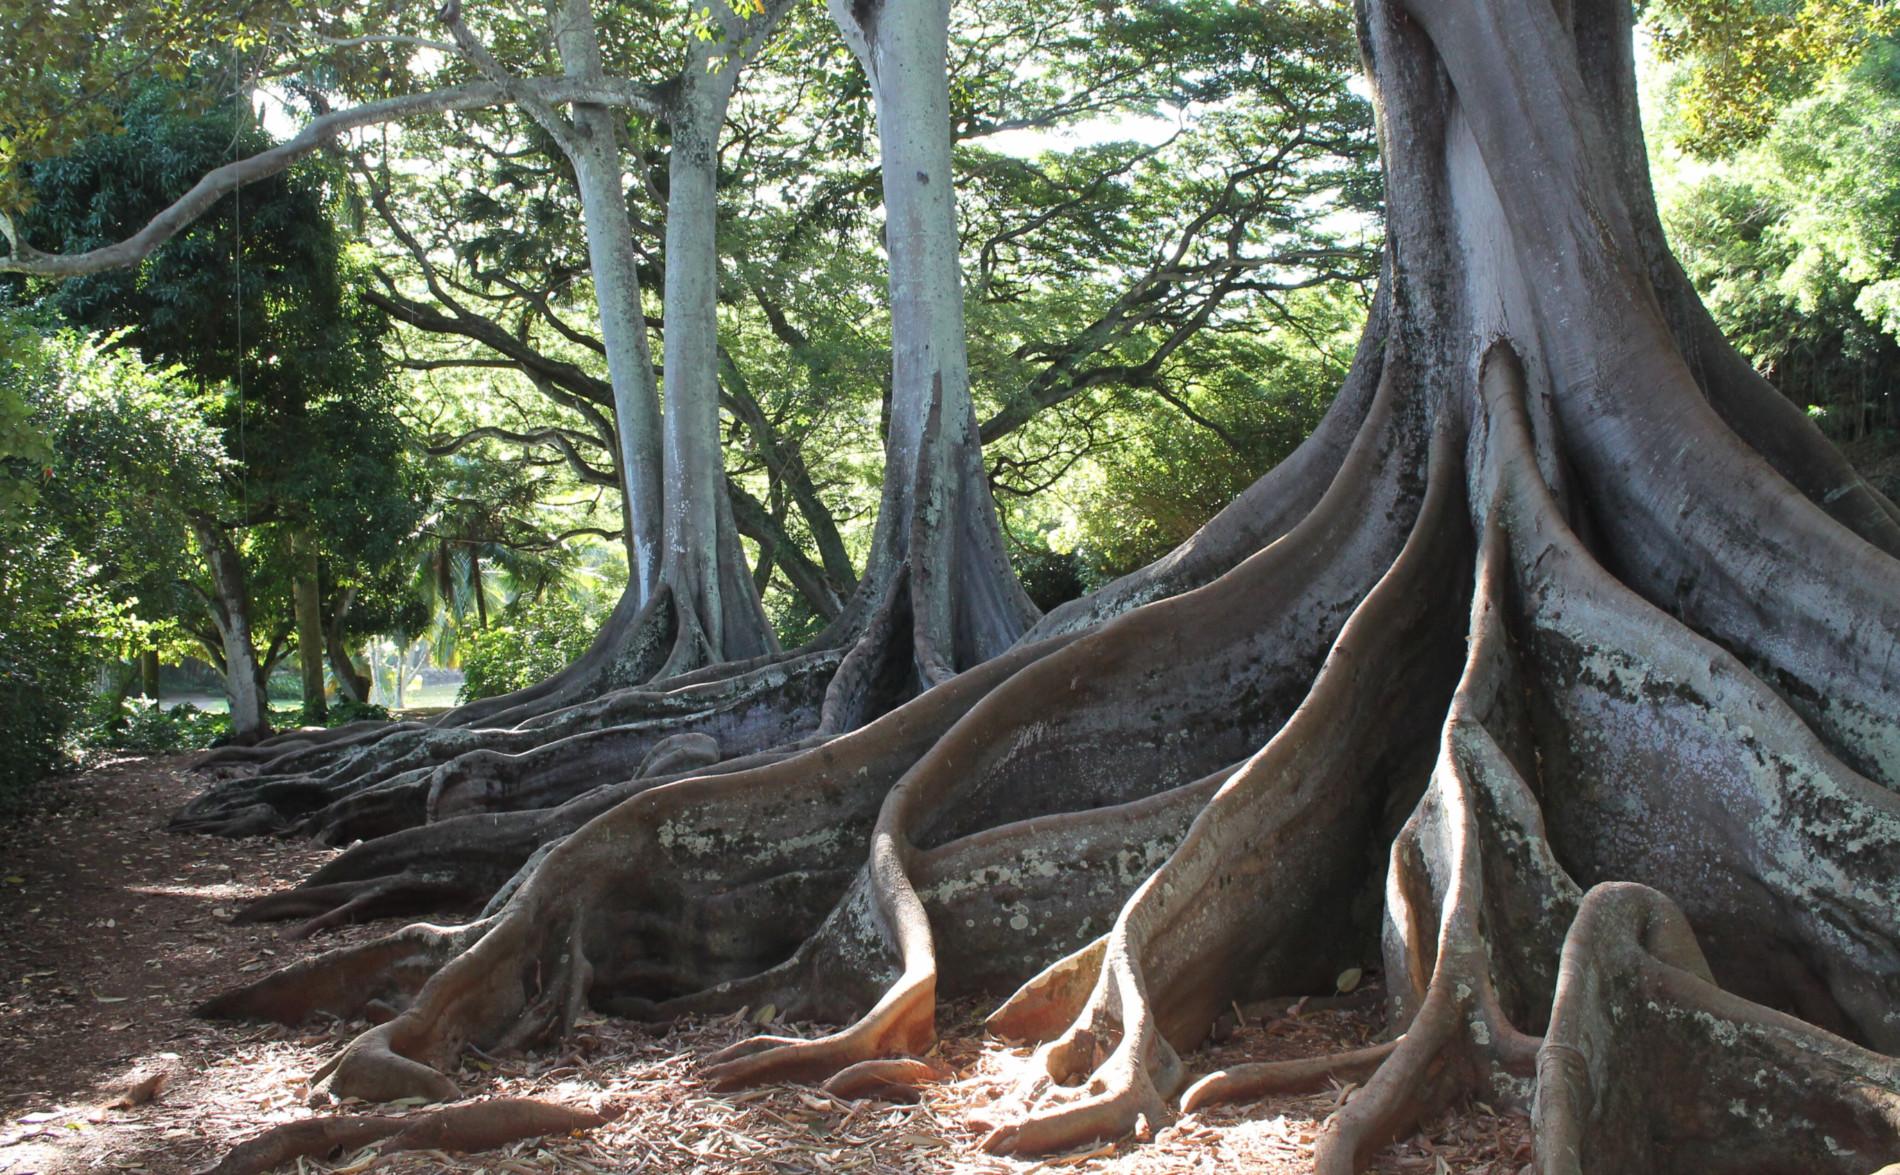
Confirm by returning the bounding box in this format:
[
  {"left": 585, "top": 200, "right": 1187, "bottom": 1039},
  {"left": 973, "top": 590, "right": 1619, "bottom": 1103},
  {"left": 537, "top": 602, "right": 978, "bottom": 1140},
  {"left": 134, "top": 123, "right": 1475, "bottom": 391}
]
[{"left": 0, "top": 76, "right": 666, "bottom": 277}]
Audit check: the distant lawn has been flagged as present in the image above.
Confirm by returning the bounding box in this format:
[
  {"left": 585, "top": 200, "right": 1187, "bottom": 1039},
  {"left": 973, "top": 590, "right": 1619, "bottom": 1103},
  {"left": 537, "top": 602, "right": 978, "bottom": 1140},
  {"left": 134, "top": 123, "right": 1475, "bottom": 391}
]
[
  {"left": 400, "top": 681, "right": 463, "bottom": 709},
  {"left": 155, "top": 678, "right": 464, "bottom": 717}
]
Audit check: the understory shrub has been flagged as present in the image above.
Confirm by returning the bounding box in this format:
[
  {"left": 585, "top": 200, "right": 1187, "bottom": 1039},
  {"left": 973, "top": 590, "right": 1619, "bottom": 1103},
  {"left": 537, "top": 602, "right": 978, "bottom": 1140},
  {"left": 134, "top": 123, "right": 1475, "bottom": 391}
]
[{"left": 456, "top": 593, "right": 601, "bottom": 702}]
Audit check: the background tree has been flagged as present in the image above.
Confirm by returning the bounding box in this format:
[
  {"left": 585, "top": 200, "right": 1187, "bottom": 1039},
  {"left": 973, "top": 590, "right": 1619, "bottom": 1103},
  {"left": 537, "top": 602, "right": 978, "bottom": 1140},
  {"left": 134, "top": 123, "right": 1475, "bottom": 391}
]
[
  {"left": 0, "top": 317, "right": 227, "bottom": 797},
  {"left": 149, "top": 0, "right": 1389, "bottom": 847},
  {"left": 5, "top": 79, "right": 426, "bottom": 735},
  {"left": 1650, "top": 16, "right": 1900, "bottom": 493}
]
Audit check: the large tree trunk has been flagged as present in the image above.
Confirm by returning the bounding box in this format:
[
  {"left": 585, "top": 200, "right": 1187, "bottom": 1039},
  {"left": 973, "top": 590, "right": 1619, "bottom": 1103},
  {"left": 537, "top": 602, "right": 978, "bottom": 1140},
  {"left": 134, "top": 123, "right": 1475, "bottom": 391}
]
[
  {"left": 201, "top": 2, "right": 1900, "bottom": 1171},
  {"left": 809, "top": 0, "right": 1040, "bottom": 729},
  {"left": 191, "top": 518, "right": 272, "bottom": 744}
]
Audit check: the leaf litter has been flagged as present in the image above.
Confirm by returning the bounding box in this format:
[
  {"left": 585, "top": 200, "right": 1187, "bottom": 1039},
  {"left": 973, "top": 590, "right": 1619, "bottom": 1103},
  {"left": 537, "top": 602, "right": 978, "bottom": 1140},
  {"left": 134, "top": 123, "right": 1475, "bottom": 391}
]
[{"left": 0, "top": 755, "right": 1528, "bottom": 1174}]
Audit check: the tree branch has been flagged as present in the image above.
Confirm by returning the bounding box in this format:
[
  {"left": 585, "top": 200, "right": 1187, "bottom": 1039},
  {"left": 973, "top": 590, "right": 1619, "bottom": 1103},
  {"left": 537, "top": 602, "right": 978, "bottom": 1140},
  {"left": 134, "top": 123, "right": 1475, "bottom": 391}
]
[{"left": 0, "top": 75, "right": 665, "bottom": 277}]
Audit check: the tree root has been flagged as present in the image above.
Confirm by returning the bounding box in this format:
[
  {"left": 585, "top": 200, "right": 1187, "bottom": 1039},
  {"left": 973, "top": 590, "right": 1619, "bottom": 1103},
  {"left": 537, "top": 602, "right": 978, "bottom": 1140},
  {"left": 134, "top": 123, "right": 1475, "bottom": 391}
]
[
  {"left": 197, "top": 920, "right": 486, "bottom": 1025},
  {"left": 192, "top": 718, "right": 430, "bottom": 772},
  {"left": 230, "top": 642, "right": 1052, "bottom": 937},
  {"left": 173, "top": 650, "right": 841, "bottom": 841},
  {"left": 1537, "top": 883, "right": 1900, "bottom": 1174},
  {"left": 200, "top": 1097, "right": 621, "bottom": 1175},
  {"left": 977, "top": 416, "right": 1468, "bottom": 1156},
  {"left": 203, "top": 358, "right": 1411, "bottom": 1104},
  {"left": 180, "top": 6, "right": 1900, "bottom": 1170}
]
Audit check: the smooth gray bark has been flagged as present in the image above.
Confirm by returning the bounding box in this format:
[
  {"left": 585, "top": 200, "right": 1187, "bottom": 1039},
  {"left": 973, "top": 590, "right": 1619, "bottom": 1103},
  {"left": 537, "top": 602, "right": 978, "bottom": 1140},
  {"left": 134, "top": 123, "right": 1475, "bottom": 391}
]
[
  {"left": 192, "top": 518, "right": 271, "bottom": 742},
  {"left": 817, "top": 0, "right": 1038, "bottom": 716},
  {"left": 655, "top": 54, "right": 779, "bottom": 674},
  {"left": 553, "top": 0, "right": 666, "bottom": 601}
]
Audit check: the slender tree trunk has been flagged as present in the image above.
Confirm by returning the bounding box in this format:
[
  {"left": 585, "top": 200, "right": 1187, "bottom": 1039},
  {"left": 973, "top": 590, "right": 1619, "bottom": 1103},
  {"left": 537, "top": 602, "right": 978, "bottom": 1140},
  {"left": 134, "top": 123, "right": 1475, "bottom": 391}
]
[
  {"left": 542, "top": 0, "right": 664, "bottom": 600},
  {"left": 568, "top": 136, "right": 664, "bottom": 601},
  {"left": 191, "top": 519, "right": 271, "bottom": 743},
  {"left": 139, "top": 649, "right": 160, "bottom": 701},
  {"left": 293, "top": 539, "right": 326, "bottom": 723},
  {"left": 654, "top": 61, "right": 778, "bottom": 675},
  {"left": 425, "top": 0, "right": 781, "bottom": 730},
  {"left": 324, "top": 588, "right": 372, "bottom": 705}
]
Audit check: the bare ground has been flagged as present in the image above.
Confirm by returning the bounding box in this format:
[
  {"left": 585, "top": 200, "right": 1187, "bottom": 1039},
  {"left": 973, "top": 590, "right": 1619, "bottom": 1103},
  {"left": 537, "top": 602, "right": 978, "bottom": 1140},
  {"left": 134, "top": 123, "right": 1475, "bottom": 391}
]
[{"left": 0, "top": 755, "right": 1528, "bottom": 1174}]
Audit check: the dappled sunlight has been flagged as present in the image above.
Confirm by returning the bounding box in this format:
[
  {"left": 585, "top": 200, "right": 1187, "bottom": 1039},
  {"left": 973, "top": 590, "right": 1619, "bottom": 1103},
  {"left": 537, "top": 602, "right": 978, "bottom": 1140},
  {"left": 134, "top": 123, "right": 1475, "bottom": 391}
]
[{"left": 125, "top": 881, "right": 274, "bottom": 903}]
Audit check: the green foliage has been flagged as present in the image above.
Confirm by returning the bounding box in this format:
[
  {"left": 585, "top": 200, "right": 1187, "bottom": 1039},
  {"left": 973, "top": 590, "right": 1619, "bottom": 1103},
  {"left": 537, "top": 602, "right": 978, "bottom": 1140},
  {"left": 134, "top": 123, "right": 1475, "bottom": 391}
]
[
  {"left": 0, "top": 320, "right": 220, "bottom": 798},
  {"left": 0, "top": 527, "right": 105, "bottom": 805},
  {"left": 1645, "top": 0, "right": 1897, "bottom": 156},
  {"left": 13, "top": 78, "right": 424, "bottom": 559},
  {"left": 1657, "top": 38, "right": 1900, "bottom": 439},
  {"left": 455, "top": 592, "right": 604, "bottom": 702},
  {"left": 326, "top": 699, "right": 392, "bottom": 726},
  {"left": 6, "top": 78, "right": 429, "bottom": 708},
  {"left": 1067, "top": 295, "right": 1356, "bottom": 579},
  {"left": 0, "top": 313, "right": 52, "bottom": 525},
  {"left": 0, "top": 0, "right": 304, "bottom": 211},
  {"left": 1009, "top": 541, "right": 1087, "bottom": 613},
  {"left": 97, "top": 699, "right": 231, "bottom": 753}
]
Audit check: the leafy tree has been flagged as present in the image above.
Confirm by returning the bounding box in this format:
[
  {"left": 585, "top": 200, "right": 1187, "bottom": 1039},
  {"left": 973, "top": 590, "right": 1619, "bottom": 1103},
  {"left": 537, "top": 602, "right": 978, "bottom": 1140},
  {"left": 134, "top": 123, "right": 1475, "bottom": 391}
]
[
  {"left": 1654, "top": 29, "right": 1900, "bottom": 468},
  {"left": 0, "top": 317, "right": 224, "bottom": 797},
  {"left": 456, "top": 591, "right": 607, "bottom": 701},
  {"left": 6, "top": 79, "right": 425, "bottom": 735},
  {"left": 1643, "top": 0, "right": 1896, "bottom": 155},
  {"left": 195, "top": 4, "right": 1900, "bottom": 1169},
  {"left": 14, "top": 3, "right": 1900, "bottom": 1171},
  {"left": 1065, "top": 287, "right": 1365, "bottom": 579}
]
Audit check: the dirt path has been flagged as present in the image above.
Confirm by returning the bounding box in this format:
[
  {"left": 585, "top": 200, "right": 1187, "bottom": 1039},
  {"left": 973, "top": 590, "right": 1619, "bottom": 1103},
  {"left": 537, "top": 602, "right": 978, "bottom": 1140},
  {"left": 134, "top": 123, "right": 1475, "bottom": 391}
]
[{"left": 0, "top": 756, "right": 1528, "bottom": 1174}]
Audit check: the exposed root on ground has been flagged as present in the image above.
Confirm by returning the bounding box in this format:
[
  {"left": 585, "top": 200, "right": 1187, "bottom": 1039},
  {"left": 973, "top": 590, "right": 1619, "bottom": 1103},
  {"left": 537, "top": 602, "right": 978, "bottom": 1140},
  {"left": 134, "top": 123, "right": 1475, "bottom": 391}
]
[
  {"left": 171, "top": 650, "right": 841, "bottom": 840},
  {"left": 200, "top": 1097, "right": 621, "bottom": 1175}
]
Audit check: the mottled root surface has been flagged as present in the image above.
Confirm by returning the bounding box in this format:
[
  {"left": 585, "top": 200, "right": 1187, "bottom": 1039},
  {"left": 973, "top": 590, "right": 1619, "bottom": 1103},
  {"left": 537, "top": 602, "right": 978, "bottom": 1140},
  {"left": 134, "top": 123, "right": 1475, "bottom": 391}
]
[
  {"left": 200, "top": 1097, "right": 619, "bottom": 1175},
  {"left": 194, "top": 0, "right": 1900, "bottom": 1170}
]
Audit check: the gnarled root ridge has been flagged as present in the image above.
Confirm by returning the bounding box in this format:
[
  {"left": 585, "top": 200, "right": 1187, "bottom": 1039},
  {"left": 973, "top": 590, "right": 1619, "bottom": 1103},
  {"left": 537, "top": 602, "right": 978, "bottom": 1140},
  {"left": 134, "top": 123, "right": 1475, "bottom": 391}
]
[
  {"left": 200, "top": 1097, "right": 621, "bottom": 1175},
  {"left": 169, "top": 647, "right": 840, "bottom": 841},
  {"left": 195, "top": 0, "right": 1900, "bottom": 1169}
]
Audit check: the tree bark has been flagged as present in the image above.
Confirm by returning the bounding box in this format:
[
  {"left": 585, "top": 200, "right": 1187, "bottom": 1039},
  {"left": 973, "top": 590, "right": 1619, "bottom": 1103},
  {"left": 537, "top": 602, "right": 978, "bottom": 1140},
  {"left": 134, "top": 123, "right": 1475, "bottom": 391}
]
[
  {"left": 139, "top": 648, "right": 160, "bottom": 701},
  {"left": 200, "top": 3, "right": 1900, "bottom": 1172},
  {"left": 563, "top": 99, "right": 665, "bottom": 604},
  {"left": 324, "top": 588, "right": 372, "bottom": 705},
  {"left": 811, "top": 0, "right": 1040, "bottom": 728},
  {"left": 293, "top": 539, "right": 326, "bottom": 722},
  {"left": 400, "top": 0, "right": 787, "bottom": 735},
  {"left": 191, "top": 518, "right": 271, "bottom": 743},
  {"left": 652, "top": 53, "right": 779, "bottom": 676}
]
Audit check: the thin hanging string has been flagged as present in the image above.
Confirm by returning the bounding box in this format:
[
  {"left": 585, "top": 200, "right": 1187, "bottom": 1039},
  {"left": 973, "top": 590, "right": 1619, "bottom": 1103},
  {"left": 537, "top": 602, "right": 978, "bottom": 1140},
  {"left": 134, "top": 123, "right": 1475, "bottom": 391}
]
[{"left": 232, "top": 75, "right": 247, "bottom": 532}]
